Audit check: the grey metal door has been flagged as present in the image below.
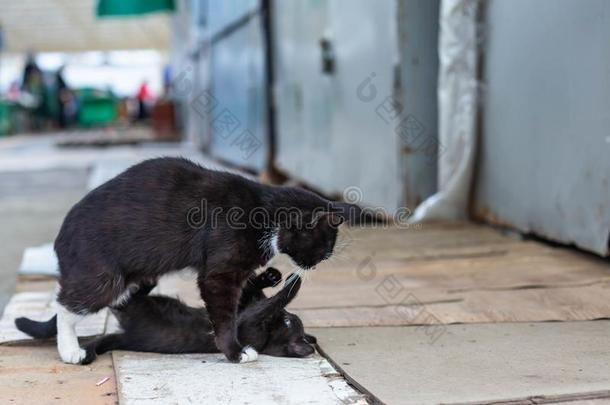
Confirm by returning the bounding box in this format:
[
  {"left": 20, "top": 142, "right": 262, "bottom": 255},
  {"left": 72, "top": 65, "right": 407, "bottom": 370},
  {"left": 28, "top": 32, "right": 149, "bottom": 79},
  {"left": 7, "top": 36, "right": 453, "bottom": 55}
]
[
  {"left": 201, "top": 1, "right": 267, "bottom": 171},
  {"left": 475, "top": 0, "right": 610, "bottom": 256}
]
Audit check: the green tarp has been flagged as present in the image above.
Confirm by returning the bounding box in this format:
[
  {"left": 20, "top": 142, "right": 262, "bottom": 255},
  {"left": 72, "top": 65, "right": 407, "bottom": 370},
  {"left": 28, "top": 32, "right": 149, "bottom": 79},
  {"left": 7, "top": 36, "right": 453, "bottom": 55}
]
[{"left": 96, "top": 0, "right": 175, "bottom": 17}]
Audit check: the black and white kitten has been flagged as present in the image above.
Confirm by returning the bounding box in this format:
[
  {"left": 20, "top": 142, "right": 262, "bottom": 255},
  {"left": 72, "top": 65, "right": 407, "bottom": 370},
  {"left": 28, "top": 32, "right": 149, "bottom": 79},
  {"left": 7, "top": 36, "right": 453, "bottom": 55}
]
[
  {"left": 33, "top": 157, "right": 350, "bottom": 364},
  {"left": 16, "top": 269, "right": 316, "bottom": 363}
]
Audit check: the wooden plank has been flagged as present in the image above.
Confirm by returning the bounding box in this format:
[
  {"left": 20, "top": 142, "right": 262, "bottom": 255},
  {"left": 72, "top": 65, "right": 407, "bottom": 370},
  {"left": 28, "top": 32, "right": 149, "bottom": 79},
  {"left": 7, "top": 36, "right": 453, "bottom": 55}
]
[
  {"left": 114, "top": 352, "right": 367, "bottom": 405},
  {"left": 0, "top": 343, "right": 117, "bottom": 405},
  {"left": 293, "top": 282, "right": 610, "bottom": 327}
]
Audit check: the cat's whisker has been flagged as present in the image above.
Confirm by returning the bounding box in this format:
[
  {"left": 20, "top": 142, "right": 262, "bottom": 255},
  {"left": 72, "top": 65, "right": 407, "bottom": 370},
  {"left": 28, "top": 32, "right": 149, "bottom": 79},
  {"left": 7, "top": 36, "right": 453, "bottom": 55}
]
[{"left": 286, "top": 268, "right": 302, "bottom": 297}]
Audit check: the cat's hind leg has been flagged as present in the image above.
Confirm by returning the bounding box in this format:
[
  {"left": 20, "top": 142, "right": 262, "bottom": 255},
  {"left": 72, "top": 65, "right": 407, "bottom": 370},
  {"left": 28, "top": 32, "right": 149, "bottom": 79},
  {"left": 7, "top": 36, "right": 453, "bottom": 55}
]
[
  {"left": 82, "top": 333, "right": 126, "bottom": 364},
  {"left": 55, "top": 270, "right": 126, "bottom": 364},
  {"left": 55, "top": 303, "right": 87, "bottom": 364}
]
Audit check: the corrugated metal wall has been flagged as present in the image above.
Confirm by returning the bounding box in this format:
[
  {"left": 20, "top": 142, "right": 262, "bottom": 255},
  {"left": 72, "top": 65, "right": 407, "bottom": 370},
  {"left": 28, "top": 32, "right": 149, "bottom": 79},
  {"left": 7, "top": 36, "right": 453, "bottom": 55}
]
[{"left": 475, "top": 0, "right": 610, "bottom": 256}]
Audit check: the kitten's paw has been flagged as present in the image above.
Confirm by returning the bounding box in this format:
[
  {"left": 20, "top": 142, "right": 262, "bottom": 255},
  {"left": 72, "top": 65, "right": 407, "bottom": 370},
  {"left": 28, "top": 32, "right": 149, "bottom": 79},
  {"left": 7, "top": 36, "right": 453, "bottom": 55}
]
[
  {"left": 60, "top": 347, "right": 87, "bottom": 364},
  {"left": 262, "top": 267, "right": 282, "bottom": 287},
  {"left": 238, "top": 346, "right": 258, "bottom": 363}
]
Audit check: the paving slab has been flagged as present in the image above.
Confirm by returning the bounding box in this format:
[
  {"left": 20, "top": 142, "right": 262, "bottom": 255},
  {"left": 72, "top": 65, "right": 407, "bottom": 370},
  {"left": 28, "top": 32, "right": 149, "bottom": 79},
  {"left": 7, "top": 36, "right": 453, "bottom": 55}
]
[
  {"left": 114, "top": 352, "right": 367, "bottom": 405},
  {"left": 312, "top": 322, "right": 610, "bottom": 405}
]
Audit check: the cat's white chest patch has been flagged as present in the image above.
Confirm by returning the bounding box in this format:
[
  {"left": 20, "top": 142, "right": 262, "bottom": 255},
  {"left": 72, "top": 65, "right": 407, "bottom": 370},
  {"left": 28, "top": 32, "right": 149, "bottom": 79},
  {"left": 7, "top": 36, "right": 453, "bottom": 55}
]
[{"left": 260, "top": 228, "right": 280, "bottom": 264}]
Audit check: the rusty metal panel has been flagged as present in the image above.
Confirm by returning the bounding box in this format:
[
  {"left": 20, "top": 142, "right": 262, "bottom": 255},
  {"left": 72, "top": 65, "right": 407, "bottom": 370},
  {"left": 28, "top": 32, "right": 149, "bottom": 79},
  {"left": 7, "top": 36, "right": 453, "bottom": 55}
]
[
  {"left": 274, "top": 0, "right": 402, "bottom": 211},
  {"left": 475, "top": 0, "right": 610, "bottom": 256}
]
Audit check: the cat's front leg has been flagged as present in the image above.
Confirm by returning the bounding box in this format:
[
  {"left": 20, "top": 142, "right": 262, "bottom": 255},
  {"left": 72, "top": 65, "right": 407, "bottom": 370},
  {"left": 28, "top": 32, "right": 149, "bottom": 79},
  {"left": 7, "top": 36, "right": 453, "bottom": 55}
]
[{"left": 198, "top": 269, "right": 256, "bottom": 363}]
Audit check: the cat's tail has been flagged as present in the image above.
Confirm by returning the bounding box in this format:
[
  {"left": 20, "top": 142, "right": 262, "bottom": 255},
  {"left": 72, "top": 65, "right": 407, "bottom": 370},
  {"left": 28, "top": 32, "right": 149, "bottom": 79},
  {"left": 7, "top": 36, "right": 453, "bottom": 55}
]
[{"left": 14, "top": 315, "right": 57, "bottom": 339}]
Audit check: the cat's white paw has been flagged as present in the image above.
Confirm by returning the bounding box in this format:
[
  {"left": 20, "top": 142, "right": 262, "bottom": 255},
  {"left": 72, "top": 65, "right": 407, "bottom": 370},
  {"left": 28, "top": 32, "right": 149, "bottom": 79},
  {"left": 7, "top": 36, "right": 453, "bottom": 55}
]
[
  {"left": 238, "top": 346, "right": 258, "bottom": 363},
  {"left": 60, "top": 347, "right": 87, "bottom": 364}
]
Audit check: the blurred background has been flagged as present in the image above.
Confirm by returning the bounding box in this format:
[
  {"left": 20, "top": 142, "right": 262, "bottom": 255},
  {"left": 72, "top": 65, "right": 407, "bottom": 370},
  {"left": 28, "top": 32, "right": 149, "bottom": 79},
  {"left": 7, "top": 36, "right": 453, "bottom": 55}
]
[
  {"left": 0, "top": 1, "right": 610, "bottom": 403},
  {"left": 1, "top": 0, "right": 608, "bottom": 254}
]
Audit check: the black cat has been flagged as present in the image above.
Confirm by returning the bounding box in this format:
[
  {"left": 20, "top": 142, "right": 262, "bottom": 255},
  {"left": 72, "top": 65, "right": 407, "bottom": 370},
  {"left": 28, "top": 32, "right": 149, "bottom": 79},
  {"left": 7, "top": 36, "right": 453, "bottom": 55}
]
[
  {"left": 32, "top": 157, "right": 348, "bottom": 364},
  {"left": 16, "top": 269, "right": 316, "bottom": 364}
]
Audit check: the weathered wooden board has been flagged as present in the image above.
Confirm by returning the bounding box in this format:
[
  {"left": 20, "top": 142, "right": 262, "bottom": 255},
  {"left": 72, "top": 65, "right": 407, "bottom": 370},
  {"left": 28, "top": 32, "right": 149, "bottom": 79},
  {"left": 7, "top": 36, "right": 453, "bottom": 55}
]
[
  {"left": 0, "top": 343, "right": 117, "bottom": 404},
  {"left": 293, "top": 282, "right": 610, "bottom": 328},
  {"left": 114, "top": 352, "right": 367, "bottom": 405},
  {"left": 149, "top": 223, "right": 610, "bottom": 327}
]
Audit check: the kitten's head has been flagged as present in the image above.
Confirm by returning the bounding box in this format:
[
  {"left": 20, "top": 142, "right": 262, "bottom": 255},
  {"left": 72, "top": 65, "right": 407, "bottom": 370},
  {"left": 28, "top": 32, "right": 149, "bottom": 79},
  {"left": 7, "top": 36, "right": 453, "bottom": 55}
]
[
  {"left": 262, "top": 311, "right": 314, "bottom": 358},
  {"left": 260, "top": 274, "right": 314, "bottom": 358},
  {"left": 238, "top": 273, "right": 314, "bottom": 358}
]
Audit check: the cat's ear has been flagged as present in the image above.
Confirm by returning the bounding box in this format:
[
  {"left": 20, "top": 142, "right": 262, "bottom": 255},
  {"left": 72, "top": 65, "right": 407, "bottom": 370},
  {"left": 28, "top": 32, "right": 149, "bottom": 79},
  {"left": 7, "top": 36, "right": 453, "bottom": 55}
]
[
  {"left": 330, "top": 202, "right": 362, "bottom": 225},
  {"left": 310, "top": 209, "right": 344, "bottom": 228},
  {"left": 310, "top": 209, "right": 327, "bottom": 227}
]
